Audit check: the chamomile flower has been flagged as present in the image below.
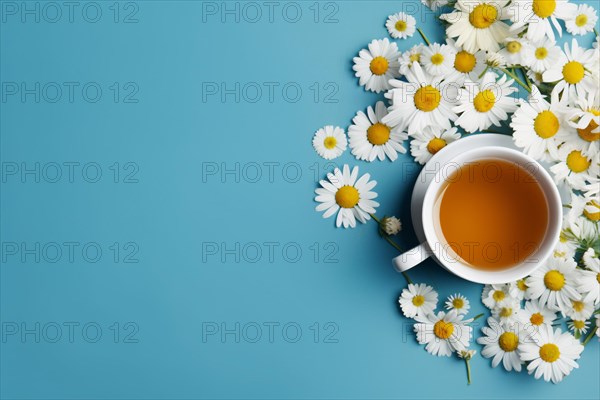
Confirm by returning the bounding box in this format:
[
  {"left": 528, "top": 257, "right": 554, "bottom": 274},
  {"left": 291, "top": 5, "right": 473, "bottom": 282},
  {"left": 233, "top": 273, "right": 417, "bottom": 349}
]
[
  {"left": 526, "top": 256, "right": 581, "bottom": 314},
  {"left": 565, "top": 298, "right": 594, "bottom": 321},
  {"left": 522, "top": 299, "right": 557, "bottom": 327},
  {"left": 568, "top": 215, "right": 599, "bottom": 247},
  {"left": 386, "top": 12, "right": 416, "bottom": 39},
  {"left": 596, "top": 315, "right": 600, "bottom": 338},
  {"left": 543, "top": 39, "right": 598, "bottom": 101},
  {"left": 445, "top": 39, "right": 488, "bottom": 84},
  {"left": 509, "top": 0, "right": 578, "bottom": 42},
  {"left": 381, "top": 216, "right": 402, "bottom": 235},
  {"left": 440, "top": 0, "right": 511, "bottom": 53},
  {"left": 526, "top": 38, "right": 563, "bottom": 73},
  {"left": 445, "top": 293, "right": 470, "bottom": 315},
  {"left": 458, "top": 349, "right": 476, "bottom": 359},
  {"left": 567, "top": 89, "right": 600, "bottom": 156},
  {"left": 383, "top": 63, "right": 459, "bottom": 136},
  {"left": 399, "top": 44, "right": 426, "bottom": 76},
  {"left": 519, "top": 324, "right": 584, "bottom": 383},
  {"left": 422, "top": 43, "right": 456, "bottom": 78},
  {"left": 553, "top": 229, "right": 578, "bottom": 260},
  {"left": 353, "top": 38, "right": 401, "bottom": 93},
  {"left": 565, "top": 4, "right": 598, "bottom": 36},
  {"left": 550, "top": 144, "right": 599, "bottom": 192},
  {"left": 348, "top": 101, "right": 407, "bottom": 162},
  {"left": 477, "top": 317, "right": 526, "bottom": 371},
  {"left": 492, "top": 297, "right": 525, "bottom": 327},
  {"left": 414, "top": 310, "right": 473, "bottom": 356},
  {"left": 410, "top": 126, "right": 461, "bottom": 164},
  {"left": 499, "top": 37, "right": 534, "bottom": 67},
  {"left": 314, "top": 165, "right": 379, "bottom": 229},
  {"left": 482, "top": 284, "right": 513, "bottom": 309},
  {"left": 567, "top": 193, "right": 600, "bottom": 225},
  {"left": 485, "top": 51, "right": 506, "bottom": 68},
  {"left": 527, "top": 68, "right": 545, "bottom": 86},
  {"left": 398, "top": 283, "right": 438, "bottom": 318},
  {"left": 511, "top": 86, "right": 573, "bottom": 162},
  {"left": 509, "top": 278, "right": 530, "bottom": 300},
  {"left": 454, "top": 73, "right": 518, "bottom": 133},
  {"left": 578, "top": 247, "right": 600, "bottom": 305},
  {"left": 312, "top": 126, "right": 347, "bottom": 160},
  {"left": 567, "top": 319, "right": 590, "bottom": 336}
]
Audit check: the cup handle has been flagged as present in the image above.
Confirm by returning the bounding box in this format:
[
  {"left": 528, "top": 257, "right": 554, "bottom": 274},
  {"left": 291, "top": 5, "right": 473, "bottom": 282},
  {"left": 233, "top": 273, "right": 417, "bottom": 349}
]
[{"left": 392, "top": 242, "right": 432, "bottom": 273}]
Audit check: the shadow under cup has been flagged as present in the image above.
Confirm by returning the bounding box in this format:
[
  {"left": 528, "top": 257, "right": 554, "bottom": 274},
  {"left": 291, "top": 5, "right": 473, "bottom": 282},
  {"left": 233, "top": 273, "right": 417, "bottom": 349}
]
[{"left": 423, "top": 147, "right": 562, "bottom": 284}]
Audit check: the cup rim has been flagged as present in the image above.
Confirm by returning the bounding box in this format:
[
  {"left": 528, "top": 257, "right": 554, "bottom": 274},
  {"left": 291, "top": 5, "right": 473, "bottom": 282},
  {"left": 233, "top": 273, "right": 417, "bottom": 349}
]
[{"left": 421, "top": 146, "right": 562, "bottom": 284}]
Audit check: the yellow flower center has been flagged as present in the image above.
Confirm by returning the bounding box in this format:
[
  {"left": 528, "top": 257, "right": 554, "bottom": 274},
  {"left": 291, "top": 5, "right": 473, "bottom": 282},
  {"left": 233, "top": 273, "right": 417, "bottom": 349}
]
[
  {"left": 517, "top": 279, "right": 528, "bottom": 291},
  {"left": 577, "top": 120, "right": 600, "bottom": 142},
  {"left": 566, "top": 150, "right": 591, "bottom": 173},
  {"left": 367, "top": 123, "right": 391, "bottom": 145},
  {"left": 584, "top": 200, "right": 600, "bottom": 221},
  {"left": 539, "top": 343, "right": 560, "bottom": 363},
  {"left": 499, "top": 307, "right": 513, "bottom": 318},
  {"left": 395, "top": 20, "right": 408, "bottom": 32},
  {"left": 414, "top": 85, "right": 441, "bottom": 112},
  {"left": 530, "top": 313, "right": 544, "bottom": 326},
  {"left": 473, "top": 89, "right": 496, "bottom": 113},
  {"left": 492, "top": 290, "right": 505, "bottom": 302},
  {"left": 335, "top": 185, "right": 359, "bottom": 209},
  {"left": 572, "top": 300, "right": 585, "bottom": 312},
  {"left": 454, "top": 51, "right": 476, "bottom": 73},
  {"left": 431, "top": 53, "right": 445, "bottom": 65},
  {"left": 573, "top": 320, "right": 585, "bottom": 329},
  {"left": 498, "top": 332, "right": 519, "bottom": 352},
  {"left": 370, "top": 56, "right": 389, "bottom": 76},
  {"left": 575, "top": 14, "right": 588, "bottom": 27},
  {"left": 544, "top": 270, "right": 565, "bottom": 291},
  {"left": 412, "top": 295, "right": 425, "bottom": 306},
  {"left": 427, "top": 137, "right": 447, "bottom": 155},
  {"left": 507, "top": 41, "right": 522, "bottom": 54},
  {"left": 469, "top": 4, "right": 498, "bottom": 29},
  {"left": 534, "top": 110, "right": 559, "bottom": 139},
  {"left": 452, "top": 298, "right": 464, "bottom": 309},
  {"left": 562, "top": 61, "right": 585, "bottom": 84},
  {"left": 535, "top": 47, "right": 548, "bottom": 60},
  {"left": 532, "top": 0, "right": 556, "bottom": 19},
  {"left": 410, "top": 53, "right": 421, "bottom": 63},
  {"left": 597, "top": 273, "right": 600, "bottom": 284},
  {"left": 433, "top": 320, "right": 454, "bottom": 339},
  {"left": 323, "top": 136, "right": 337, "bottom": 149}
]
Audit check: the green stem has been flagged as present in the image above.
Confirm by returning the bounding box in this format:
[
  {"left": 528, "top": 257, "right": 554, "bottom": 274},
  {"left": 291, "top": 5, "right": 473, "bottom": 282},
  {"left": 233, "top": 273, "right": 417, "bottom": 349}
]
[
  {"left": 465, "top": 360, "right": 472, "bottom": 385},
  {"left": 520, "top": 67, "right": 532, "bottom": 89},
  {"left": 594, "top": 28, "right": 598, "bottom": 36},
  {"left": 499, "top": 67, "right": 531, "bottom": 93},
  {"left": 582, "top": 327, "right": 598, "bottom": 346},
  {"left": 472, "top": 313, "right": 484, "bottom": 322},
  {"left": 371, "top": 214, "right": 413, "bottom": 284},
  {"left": 478, "top": 66, "right": 489, "bottom": 79},
  {"left": 417, "top": 28, "right": 431, "bottom": 46}
]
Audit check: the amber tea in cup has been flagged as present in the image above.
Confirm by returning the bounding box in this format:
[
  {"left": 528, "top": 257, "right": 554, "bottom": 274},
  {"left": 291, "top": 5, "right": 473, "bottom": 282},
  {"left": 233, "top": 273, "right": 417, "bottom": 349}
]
[{"left": 433, "top": 158, "right": 550, "bottom": 270}]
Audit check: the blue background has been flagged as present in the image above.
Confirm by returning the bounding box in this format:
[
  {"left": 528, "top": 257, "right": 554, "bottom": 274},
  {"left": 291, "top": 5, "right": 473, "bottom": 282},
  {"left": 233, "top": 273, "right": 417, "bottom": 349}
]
[{"left": 1, "top": 0, "right": 598, "bottom": 398}]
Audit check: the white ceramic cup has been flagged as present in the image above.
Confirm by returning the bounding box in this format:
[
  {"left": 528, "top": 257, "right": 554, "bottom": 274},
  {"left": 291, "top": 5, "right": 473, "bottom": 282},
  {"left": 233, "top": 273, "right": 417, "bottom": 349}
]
[{"left": 392, "top": 146, "right": 562, "bottom": 284}]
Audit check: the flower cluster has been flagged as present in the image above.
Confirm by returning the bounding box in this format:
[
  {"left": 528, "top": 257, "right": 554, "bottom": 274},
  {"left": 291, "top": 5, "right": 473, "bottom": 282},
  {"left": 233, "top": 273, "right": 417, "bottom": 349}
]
[
  {"left": 399, "top": 285, "right": 476, "bottom": 355},
  {"left": 313, "top": 1, "right": 599, "bottom": 230},
  {"left": 310, "top": 0, "right": 599, "bottom": 385},
  {"left": 478, "top": 247, "right": 598, "bottom": 383}
]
